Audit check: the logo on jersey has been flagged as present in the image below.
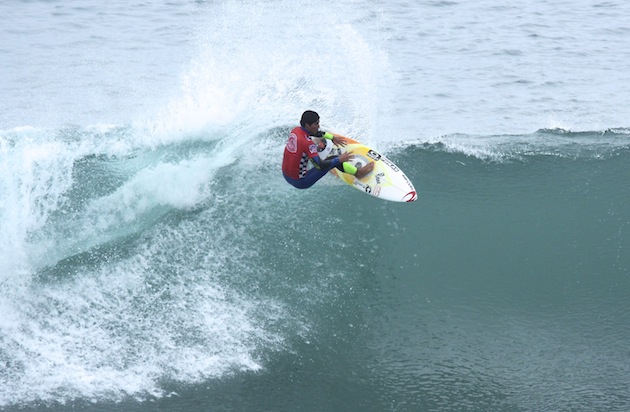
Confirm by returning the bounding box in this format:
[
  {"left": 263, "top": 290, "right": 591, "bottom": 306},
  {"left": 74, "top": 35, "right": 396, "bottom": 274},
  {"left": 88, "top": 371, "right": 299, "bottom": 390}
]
[
  {"left": 287, "top": 133, "right": 298, "bottom": 153},
  {"left": 309, "top": 144, "right": 318, "bottom": 154}
]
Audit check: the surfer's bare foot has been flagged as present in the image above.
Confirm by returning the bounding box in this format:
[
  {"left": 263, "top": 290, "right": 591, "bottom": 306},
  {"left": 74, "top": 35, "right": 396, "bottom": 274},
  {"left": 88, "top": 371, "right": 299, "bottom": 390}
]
[{"left": 355, "top": 162, "right": 374, "bottom": 179}]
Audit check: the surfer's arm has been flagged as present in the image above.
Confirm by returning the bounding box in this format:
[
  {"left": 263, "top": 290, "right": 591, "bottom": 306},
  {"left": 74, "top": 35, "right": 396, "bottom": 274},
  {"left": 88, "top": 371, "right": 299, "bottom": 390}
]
[
  {"left": 311, "top": 154, "right": 341, "bottom": 170},
  {"left": 311, "top": 151, "right": 353, "bottom": 171},
  {"left": 318, "top": 131, "right": 348, "bottom": 147},
  {"left": 312, "top": 156, "right": 359, "bottom": 176}
]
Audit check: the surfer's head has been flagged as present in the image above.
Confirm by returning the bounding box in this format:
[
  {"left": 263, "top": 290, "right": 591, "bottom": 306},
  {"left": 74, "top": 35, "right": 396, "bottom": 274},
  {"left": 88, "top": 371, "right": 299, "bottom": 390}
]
[
  {"left": 300, "top": 110, "right": 319, "bottom": 127},
  {"left": 300, "top": 110, "right": 320, "bottom": 135}
]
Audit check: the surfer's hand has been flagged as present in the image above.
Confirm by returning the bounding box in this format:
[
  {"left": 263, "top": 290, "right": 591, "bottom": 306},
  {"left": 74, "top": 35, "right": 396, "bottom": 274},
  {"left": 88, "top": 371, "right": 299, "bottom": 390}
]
[
  {"left": 333, "top": 135, "right": 348, "bottom": 147},
  {"left": 339, "top": 152, "right": 353, "bottom": 163}
]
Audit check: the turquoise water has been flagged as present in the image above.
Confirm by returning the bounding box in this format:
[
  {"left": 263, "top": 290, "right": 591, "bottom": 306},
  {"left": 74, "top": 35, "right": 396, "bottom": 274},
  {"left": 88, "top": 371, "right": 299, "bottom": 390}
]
[{"left": 2, "top": 1, "right": 630, "bottom": 411}]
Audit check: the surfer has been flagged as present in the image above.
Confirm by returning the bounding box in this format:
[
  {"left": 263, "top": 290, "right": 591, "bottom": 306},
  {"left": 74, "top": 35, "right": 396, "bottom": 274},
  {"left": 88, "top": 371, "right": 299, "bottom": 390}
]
[{"left": 282, "top": 110, "right": 374, "bottom": 189}]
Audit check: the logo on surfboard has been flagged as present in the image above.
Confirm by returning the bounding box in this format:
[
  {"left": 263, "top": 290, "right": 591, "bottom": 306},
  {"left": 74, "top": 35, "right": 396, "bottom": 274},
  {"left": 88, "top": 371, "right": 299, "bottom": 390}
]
[{"left": 367, "top": 150, "right": 382, "bottom": 161}]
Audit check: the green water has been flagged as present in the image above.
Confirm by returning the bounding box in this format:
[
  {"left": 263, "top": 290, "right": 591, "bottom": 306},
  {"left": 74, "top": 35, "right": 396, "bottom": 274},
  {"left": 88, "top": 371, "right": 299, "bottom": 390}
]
[{"left": 3, "top": 135, "right": 630, "bottom": 411}]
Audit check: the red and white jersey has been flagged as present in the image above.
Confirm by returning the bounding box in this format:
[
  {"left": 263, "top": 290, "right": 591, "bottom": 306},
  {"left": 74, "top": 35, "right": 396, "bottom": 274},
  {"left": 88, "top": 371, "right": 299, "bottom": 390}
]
[{"left": 282, "top": 126, "right": 319, "bottom": 179}]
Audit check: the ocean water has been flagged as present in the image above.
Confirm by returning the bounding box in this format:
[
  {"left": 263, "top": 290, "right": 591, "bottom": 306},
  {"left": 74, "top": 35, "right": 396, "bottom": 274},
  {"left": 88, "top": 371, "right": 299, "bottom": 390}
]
[{"left": 1, "top": 1, "right": 630, "bottom": 411}]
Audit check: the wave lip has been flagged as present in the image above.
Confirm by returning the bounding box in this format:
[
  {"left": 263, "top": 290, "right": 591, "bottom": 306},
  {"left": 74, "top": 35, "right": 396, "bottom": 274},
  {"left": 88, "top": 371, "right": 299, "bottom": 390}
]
[{"left": 391, "top": 127, "right": 630, "bottom": 162}]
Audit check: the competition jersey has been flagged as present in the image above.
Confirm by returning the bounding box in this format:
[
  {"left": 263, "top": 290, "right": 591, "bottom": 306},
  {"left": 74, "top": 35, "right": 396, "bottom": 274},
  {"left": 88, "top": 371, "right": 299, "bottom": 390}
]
[{"left": 282, "top": 126, "right": 319, "bottom": 179}]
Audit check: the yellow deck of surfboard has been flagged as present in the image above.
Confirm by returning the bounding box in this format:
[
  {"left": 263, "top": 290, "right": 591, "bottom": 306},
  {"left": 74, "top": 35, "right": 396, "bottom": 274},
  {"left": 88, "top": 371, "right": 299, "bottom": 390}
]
[{"left": 327, "top": 136, "right": 417, "bottom": 203}]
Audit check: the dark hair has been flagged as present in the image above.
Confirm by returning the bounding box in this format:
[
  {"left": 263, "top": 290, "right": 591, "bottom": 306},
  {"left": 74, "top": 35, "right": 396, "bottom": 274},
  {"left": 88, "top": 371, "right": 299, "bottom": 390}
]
[{"left": 300, "top": 110, "right": 319, "bottom": 127}]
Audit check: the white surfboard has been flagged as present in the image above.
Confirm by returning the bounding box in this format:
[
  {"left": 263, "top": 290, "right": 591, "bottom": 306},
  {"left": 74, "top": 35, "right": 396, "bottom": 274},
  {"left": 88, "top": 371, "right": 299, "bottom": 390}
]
[{"left": 316, "top": 135, "right": 417, "bottom": 203}]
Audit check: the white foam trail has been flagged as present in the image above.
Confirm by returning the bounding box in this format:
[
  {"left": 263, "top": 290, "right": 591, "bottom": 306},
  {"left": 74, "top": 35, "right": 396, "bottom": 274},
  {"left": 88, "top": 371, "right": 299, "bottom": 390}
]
[
  {"left": 0, "top": 120, "right": 294, "bottom": 407},
  {"left": 0, "top": 225, "right": 288, "bottom": 406}
]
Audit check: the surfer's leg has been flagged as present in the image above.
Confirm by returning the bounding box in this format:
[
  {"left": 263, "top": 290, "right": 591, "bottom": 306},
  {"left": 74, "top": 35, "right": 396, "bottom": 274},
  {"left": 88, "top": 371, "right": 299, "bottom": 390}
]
[
  {"left": 300, "top": 168, "right": 329, "bottom": 188},
  {"left": 329, "top": 156, "right": 347, "bottom": 173},
  {"left": 283, "top": 168, "right": 328, "bottom": 189}
]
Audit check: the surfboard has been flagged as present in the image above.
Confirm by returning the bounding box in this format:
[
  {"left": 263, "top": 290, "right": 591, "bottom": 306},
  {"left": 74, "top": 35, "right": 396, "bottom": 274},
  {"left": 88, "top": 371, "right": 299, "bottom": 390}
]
[{"left": 316, "top": 135, "right": 417, "bottom": 203}]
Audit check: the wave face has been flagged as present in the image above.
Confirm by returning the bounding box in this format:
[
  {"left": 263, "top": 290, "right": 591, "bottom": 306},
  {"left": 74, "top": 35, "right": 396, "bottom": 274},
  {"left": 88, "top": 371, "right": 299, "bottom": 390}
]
[
  {"left": 2, "top": 0, "right": 630, "bottom": 410},
  {"left": 2, "top": 124, "right": 630, "bottom": 410}
]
